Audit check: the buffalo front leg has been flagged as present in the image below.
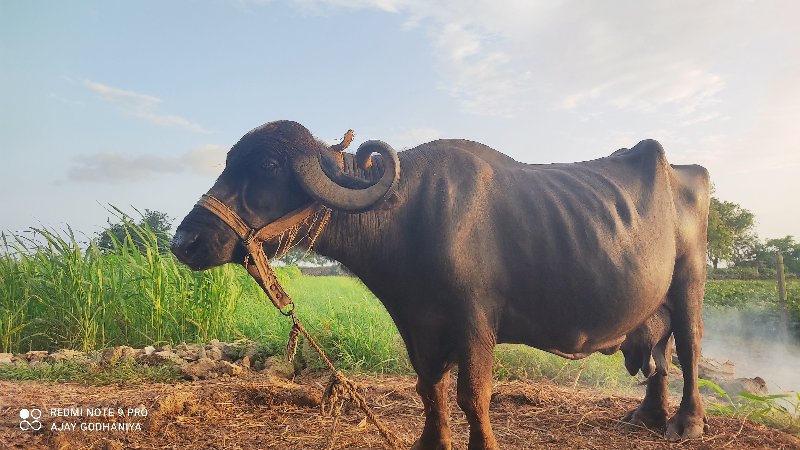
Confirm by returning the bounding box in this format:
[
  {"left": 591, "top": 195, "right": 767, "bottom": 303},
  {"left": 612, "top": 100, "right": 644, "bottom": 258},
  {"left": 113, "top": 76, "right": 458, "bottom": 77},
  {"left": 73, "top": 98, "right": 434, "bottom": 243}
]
[
  {"left": 412, "top": 372, "right": 453, "bottom": 450},
  {"left": 403, "top": 320, "right": 455, "bottom": 450},
  {"left": 666, "top": 257, "right": 707, "bottom": 441},
  {"left": 456, "top": 337, "right": 498, "bottom": 450}
]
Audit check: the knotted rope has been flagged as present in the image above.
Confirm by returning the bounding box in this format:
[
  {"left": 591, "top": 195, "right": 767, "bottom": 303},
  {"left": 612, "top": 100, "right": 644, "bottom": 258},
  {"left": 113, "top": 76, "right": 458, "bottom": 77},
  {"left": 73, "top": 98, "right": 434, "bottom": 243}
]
[
  {"left": 286, "top": 314, "right": 404, "bottom": 450},
  {"left": 196, "top": 193, "right": 404, "bottom": 450}
]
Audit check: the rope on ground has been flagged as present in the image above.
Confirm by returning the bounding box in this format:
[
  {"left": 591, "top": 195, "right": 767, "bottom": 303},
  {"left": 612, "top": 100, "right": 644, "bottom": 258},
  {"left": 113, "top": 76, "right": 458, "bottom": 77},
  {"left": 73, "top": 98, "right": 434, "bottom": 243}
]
[{"left": 287, "top": 312, "right": 405, "bottom": 450}]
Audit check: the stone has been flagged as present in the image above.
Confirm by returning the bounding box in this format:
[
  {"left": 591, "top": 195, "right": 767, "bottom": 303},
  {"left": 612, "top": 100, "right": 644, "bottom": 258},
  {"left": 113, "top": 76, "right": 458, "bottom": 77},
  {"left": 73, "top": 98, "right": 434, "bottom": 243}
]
[
  {"left": 139, "top": 350, "right": 183, "bottom": 366},
  {"left": 216, "top": 360, "right": 243, "bottom": 377},
  {"left": 0, "top": 353, "right": 13, "bottom": 364},
  {"left": 205, "top": 346, "right": 223, "bottom": 361},
  {"left": 97, "top": 346, "right": 136, "bottom": 366},
  {"left": 221, "top": 339, "right": 256, "bottom": 361},
  {"left": 720, "top": 377, "right": 769, "bottom": 397},
  {"left": 221, "top": 342, "right": 242, "bottom": 361},
  {"left": 698, "top": 356, "right": 736, "bottom": 381},
  {"left": 675, "top": 353, "right": 737, "bottom": 382},
  {"left": 143, "top": 346, "right": 156, "bottom": 356},
  {"left": 181, "top": 357, "right": 219, "bottom": 380},
  {"left": 24, "top": 350, "right": 48, "bottom": 363},
  {"left": 175, "top": 343, "right": 202, "bottom": 362},
  {"left": 240, "top": 355, "right": 251, "bottom": 369},
  {"left": 45, "top": 349, "right": 90, "bottom": 364},
  {"left": 263, "top": 355, "right": 294, "bottom": 379},
  {"left": 251, "top": 357, "right": 267, "bottom": 371},
  {"left": 242, "top": 342, "right": 260, "bottom": 360},
  {"left": 120, "top": 346, "right": 138, "bottom": 361},
  {"left": 154, "top": 350, "right": 182, "bottom": 363}
]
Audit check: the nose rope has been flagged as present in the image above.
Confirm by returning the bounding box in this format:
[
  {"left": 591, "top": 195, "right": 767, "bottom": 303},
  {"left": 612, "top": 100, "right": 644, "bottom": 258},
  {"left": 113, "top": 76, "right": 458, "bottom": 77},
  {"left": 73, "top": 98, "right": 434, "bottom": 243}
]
[{"left": 195, "top": 194, "right": 330, "bottom": 311}]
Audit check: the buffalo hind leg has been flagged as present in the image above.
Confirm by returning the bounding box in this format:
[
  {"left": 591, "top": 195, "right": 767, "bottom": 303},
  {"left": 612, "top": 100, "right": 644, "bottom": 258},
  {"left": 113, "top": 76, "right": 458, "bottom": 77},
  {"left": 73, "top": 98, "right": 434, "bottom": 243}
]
[
  {"left": 666, "top": 256, "right": 707, "bottom": 440},
  {"left": 456, "top": 336, "right": 498, "bottom": 450},
  {"left": 620, "top": 336, "right": 671, "bottom": 431},
  {"left": 404, "top": 323, "right": 455, "bottom": 450},
  {"left": 620, "top": 371, "right": 669, "bottom": 430}
]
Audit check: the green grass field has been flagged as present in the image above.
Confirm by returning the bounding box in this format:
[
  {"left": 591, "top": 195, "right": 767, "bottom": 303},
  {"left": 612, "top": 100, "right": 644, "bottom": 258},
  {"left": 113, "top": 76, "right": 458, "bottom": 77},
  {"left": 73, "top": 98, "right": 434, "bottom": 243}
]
[
  {"left": 705, "top": 279, "right": 799, "bottom": 309},
  {"left": 1, "top": 223, "right": 797, "bottom": 390}
]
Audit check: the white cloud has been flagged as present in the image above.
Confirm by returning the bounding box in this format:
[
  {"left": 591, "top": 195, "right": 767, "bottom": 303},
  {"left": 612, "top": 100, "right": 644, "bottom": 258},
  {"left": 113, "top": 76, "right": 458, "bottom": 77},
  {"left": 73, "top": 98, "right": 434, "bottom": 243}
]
[
  {"left": 387, "top": 127, "right": 441, "bottom": 149},
  {"left": 275, "top": 1, "right": 532, "bottom": 116},
  {"left": 181, "top": 144, "right": 228, "bottom": 176},
  {"left": 289, "top": 0, "right": 406, "bottom": 13},
  {"left": 433, "top": 23, "right": 526, "bottom": 117},
  {"left": 83, "top": 80, "right": 210, "bottom": 133},
  {"left": 561, "top": 63, "right": 725, "bottom": 116},
  {"left": 67, "top": 153, "right": 184, "bottom": 183},
  {"left": 65, "top": 145, "right": 227, "bottom": 183},
  {"left": 286, "top": 1, "right": 769, "bottom": 124}
]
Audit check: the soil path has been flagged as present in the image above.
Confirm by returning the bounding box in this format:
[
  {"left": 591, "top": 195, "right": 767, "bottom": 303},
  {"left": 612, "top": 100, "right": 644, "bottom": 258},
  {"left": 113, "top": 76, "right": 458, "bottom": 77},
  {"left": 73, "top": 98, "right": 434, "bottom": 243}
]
[{"left": 1, "top": 373, "right": 798, "bottom": 449}]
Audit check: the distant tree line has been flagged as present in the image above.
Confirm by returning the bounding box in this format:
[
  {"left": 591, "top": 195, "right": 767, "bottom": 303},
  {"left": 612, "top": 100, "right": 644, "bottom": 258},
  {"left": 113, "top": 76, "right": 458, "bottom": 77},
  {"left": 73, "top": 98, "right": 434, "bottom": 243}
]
[{"left": 707, "top": 196, "right": 799, "bottom": 278}]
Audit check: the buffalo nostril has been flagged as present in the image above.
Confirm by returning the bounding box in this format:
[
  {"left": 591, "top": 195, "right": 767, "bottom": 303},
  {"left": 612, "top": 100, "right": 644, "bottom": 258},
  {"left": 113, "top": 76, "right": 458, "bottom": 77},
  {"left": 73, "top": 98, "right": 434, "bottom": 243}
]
[{"left": 171, "top": 230, "right": 201, "bottom": 260}]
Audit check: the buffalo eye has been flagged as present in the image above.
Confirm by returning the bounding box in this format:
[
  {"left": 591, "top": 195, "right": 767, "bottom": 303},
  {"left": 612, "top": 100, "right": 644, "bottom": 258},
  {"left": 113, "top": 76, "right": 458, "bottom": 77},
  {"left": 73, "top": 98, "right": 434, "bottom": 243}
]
[{"left": 262, "top": 159, "right": 280, "bottom": 176}]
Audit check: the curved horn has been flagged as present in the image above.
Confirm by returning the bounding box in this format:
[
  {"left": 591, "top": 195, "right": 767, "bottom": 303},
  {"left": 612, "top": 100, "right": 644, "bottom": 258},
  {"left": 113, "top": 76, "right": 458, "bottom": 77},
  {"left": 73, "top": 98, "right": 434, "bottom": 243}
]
[{"left": 291, "top": 140, "right": 400, "bottom": 213}]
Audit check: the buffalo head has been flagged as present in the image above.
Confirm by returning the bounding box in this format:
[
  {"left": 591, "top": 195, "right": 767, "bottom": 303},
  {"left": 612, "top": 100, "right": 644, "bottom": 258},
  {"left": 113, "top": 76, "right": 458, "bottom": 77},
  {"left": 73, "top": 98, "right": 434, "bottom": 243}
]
[{"left": 171, "top": 120, "right": 399, "bottom": 270}]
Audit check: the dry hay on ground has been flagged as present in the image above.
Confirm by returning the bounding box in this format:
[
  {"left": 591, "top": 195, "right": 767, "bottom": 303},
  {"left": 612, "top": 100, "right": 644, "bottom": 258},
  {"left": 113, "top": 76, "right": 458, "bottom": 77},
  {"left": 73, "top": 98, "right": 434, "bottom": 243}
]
[{"left": 0, "top": 373, "right": 798, "bottom": 449}]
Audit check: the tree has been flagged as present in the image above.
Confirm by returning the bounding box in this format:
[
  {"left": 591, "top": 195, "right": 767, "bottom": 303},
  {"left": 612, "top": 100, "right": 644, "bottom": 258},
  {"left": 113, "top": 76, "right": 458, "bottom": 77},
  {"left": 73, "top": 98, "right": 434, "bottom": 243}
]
[
  {"left": 759, "top": 236, "right": 800, "bottom": 276},
  {"left": 706, "top": 197, "right": 756, "bottom": 269},
  {"left": 96, "top": 209, "right": 174, "bottom": 254}
]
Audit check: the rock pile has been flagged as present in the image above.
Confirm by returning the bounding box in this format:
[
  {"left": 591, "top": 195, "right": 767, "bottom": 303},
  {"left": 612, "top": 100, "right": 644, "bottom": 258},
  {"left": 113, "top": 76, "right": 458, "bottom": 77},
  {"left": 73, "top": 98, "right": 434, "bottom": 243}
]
[
  {"left": 671, "top": 352, "right": 768, "bottom": 397},
  {"left": 0, "top": 339, "right": 297, "bottom": 381}
]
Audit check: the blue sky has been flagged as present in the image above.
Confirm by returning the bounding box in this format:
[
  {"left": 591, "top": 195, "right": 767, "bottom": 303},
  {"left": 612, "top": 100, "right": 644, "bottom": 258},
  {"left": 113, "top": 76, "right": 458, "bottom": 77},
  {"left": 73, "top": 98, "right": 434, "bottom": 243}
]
[{"left": 1, "top": 1, "right": 799, "bottom": 241}]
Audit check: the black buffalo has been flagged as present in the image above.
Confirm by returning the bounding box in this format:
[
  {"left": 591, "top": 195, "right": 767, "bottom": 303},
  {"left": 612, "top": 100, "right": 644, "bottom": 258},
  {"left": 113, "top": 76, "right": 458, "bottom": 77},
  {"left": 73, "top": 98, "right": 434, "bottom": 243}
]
[{"left": 172, "top": 120, "right": 710, "bottom": 449}]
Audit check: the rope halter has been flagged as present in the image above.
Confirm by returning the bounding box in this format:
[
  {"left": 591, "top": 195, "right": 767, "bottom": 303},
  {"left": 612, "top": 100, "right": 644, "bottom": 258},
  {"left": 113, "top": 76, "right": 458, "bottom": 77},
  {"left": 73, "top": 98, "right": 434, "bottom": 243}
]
[{"left": 195, "top": 194, "right": 331, "bottom": 313}]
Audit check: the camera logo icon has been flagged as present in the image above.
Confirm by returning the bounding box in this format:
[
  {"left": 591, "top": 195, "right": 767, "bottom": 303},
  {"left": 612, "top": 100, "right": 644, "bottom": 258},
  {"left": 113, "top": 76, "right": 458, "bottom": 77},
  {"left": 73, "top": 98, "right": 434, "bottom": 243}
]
[{"left": 19, "top": 408, "right": 42, "bottom": 431}]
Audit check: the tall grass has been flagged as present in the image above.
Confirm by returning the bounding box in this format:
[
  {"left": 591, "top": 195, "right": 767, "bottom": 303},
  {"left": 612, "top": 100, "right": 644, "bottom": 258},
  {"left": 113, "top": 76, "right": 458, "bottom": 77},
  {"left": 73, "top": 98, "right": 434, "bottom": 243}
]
[
  {"left": 700, "top": 378, "right": 800, "bottom": 435},
  {"left": 0, "top": 219, "right": 243, "bottom": 353},
  {"left": 0, "top": 219, "right": 636, "bottom": 386},
  {"left": 0, "top": 233, "right": 34, "bottom": 352},
  {"left": 6, "top": 215, "right": 794, "bottom": 393}
]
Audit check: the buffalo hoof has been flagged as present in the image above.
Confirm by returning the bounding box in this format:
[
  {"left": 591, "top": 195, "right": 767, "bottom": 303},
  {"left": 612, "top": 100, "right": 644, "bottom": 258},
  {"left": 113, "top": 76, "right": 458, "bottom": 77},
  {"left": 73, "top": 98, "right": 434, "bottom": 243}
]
[
  {"left": 410, "top": 438, "right": 452, "bottom": 450},
  {"left": 618, "top": 406, "right": 667, "bottom": 432},
  {"left": 665, "top": 413, "right": 708, "bottom": 441}
]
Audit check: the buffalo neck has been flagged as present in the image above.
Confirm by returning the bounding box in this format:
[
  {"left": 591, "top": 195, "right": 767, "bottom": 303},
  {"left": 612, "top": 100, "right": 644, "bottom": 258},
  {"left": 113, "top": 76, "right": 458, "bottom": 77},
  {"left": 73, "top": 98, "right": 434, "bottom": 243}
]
[{"left": 311, "top": 152, "right": 395, "bottom": 277}]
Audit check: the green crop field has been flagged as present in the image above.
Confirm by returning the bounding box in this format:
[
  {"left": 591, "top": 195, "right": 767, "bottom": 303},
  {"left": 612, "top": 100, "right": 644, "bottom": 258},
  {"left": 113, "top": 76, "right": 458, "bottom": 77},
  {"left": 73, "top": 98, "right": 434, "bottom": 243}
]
[
  {"left": 705, "top": 279, "right": 799, "bottom": 310},
  {"left": 0, "top": 224, "right": 635, "bottom": 389},
  {"left": 1, "top": 223, "right": 797, "bottom": 391}
]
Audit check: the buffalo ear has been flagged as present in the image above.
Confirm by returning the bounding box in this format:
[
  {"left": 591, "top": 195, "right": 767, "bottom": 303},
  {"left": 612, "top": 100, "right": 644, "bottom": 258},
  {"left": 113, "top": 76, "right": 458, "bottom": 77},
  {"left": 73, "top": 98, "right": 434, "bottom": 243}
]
[
  {"left": 290, "top": 140, "right": 400, "bottom": 213},
  {"left": 318, "top": 151, "right": 373, "bottom": 189}
]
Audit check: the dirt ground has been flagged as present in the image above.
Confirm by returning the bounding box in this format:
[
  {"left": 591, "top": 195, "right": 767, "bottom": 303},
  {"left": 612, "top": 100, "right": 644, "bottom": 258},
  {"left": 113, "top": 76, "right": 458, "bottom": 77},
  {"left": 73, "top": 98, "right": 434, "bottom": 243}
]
[{"left": 1, "top": 373, "right": 798, "bottom": 450}]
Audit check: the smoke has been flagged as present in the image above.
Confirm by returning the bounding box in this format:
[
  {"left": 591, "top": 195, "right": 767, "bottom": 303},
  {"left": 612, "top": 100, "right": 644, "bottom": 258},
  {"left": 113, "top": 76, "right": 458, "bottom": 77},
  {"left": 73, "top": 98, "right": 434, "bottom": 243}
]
[{"left": 702, "top": 306, "right": 800, "bottom": 394}]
